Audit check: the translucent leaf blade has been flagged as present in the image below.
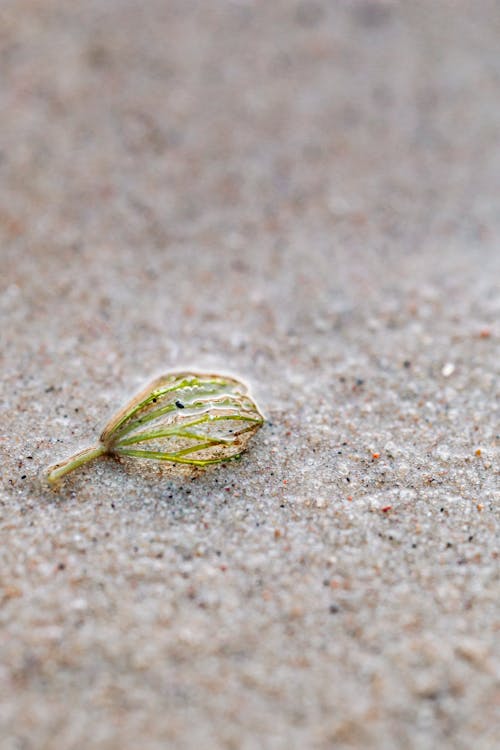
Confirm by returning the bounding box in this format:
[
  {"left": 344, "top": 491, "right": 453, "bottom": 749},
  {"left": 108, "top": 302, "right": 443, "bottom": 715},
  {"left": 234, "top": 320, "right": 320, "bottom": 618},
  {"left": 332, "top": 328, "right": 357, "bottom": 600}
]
[{"left": 102, "top": 372, "right": 264, "bottom": 466}]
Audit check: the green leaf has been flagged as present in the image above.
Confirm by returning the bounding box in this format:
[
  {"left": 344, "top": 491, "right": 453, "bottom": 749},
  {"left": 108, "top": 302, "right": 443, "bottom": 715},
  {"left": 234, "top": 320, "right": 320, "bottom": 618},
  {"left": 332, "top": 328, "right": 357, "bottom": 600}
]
[{"left": 45, "top": 372, "right": 264, "bottom": 485}]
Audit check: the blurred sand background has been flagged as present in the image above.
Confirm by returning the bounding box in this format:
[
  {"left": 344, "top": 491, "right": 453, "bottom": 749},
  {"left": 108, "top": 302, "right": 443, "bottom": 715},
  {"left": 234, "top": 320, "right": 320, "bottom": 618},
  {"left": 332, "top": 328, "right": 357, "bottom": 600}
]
[{"left": 0, "top": 1, "right": 499, "bottom": 748}]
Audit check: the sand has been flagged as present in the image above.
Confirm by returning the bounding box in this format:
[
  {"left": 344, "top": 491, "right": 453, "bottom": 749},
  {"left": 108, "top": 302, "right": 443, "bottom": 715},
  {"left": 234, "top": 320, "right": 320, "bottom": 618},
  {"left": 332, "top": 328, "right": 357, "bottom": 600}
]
[{"left": 1, "top": 1, "right": 499, "bottom": 748}]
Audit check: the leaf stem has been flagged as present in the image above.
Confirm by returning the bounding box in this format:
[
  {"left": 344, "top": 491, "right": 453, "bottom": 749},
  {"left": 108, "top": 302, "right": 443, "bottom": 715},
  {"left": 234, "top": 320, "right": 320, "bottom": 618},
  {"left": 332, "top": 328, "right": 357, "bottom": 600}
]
[{"left": 46, "top": 444, "right": 107, "bottom": 485}]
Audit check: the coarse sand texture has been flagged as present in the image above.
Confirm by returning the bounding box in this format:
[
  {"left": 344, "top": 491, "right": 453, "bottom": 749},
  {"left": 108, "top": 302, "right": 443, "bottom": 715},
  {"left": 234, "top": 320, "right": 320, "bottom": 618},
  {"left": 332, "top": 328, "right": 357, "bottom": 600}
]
[{"left": 1, "top": 2, "right": 499, "bottom": 749}]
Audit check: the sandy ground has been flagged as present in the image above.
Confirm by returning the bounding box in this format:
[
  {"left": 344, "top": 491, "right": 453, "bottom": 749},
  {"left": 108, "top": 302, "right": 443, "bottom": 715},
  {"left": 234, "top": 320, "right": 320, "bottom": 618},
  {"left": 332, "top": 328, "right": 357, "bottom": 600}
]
[{"left": 1, "top": 1, "right": 499, "bottom": 748}]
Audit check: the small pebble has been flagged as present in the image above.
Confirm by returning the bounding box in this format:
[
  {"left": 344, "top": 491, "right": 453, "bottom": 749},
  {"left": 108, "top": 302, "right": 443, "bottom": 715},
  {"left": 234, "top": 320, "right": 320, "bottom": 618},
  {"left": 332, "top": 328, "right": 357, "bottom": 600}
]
[{"left": 442, "top": 363, "right": 455, "bottom": 377}]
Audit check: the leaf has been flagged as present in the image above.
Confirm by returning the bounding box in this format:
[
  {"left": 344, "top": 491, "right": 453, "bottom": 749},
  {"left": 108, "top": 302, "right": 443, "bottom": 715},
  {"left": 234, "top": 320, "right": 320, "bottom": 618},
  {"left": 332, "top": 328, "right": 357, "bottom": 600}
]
[{"left": 45, "top": 372, "right": 264, "bottom": 485}]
